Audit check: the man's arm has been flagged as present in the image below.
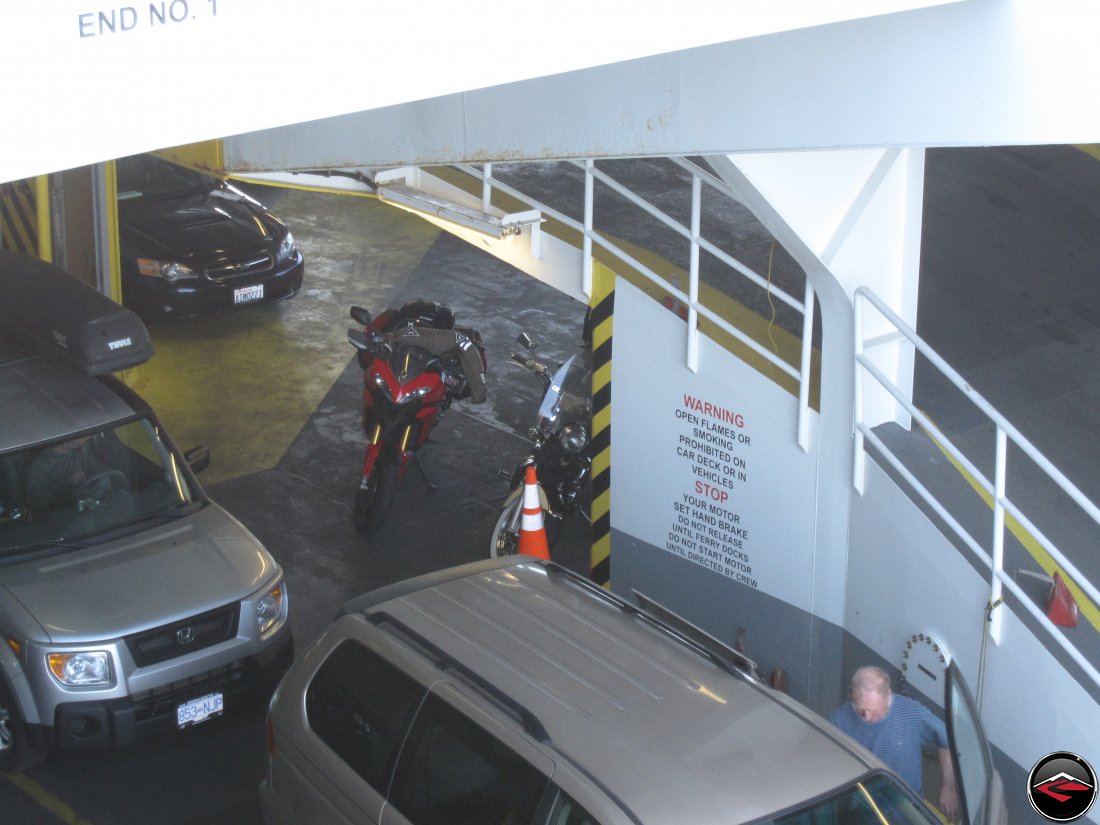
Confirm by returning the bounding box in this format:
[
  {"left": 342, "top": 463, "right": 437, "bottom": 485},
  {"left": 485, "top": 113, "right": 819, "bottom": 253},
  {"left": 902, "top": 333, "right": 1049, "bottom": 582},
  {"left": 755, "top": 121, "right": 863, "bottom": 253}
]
[{"left": 936, "top": 746, "right": 960, "bottom": 823}]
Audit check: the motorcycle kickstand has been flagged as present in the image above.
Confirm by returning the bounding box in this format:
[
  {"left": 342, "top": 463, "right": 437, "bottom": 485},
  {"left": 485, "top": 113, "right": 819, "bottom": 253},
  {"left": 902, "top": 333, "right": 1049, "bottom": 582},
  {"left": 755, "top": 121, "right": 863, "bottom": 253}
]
[{"left": 413, "top": 453, "right": 438, "bottom": 493}]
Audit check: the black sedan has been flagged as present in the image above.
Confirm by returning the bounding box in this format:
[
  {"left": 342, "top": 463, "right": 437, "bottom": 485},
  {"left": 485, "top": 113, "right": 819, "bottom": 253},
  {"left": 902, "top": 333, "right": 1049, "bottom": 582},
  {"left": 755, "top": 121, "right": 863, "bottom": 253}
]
[{"left": 116, "top": 153, "right": 305, "bottom": 319}]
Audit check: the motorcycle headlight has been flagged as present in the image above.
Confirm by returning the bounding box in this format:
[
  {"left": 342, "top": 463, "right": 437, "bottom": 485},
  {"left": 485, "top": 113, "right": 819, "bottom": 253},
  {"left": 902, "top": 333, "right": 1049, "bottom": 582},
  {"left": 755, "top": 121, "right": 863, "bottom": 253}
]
[
  {"left": 560, "top": 424, "right": 589, "bottom": 454},
  {"left": 48, "top": 651, "right": 112, "bottom": 687},
  {"left": 136, "top": 258, "right": 199, "bottom": 282},
  {"left": 255, "top": 582, "right": 287, "bottom": 637},
  {"left": 402, "top": 385, "right": 432, "bottom": 402},
  {"left": 276, "top": 231, "right": 297, "bottom": 261}
]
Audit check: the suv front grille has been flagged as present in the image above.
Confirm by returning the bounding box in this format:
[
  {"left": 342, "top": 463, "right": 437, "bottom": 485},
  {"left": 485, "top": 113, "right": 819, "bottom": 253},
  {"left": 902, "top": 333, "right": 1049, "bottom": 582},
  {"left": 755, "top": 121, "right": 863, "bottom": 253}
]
[
  {"left": 126, "top": 604, "right": 240, "bottom": 667},
  {"left": 206, "top": 253, "right": 274, "bottom": 281},
  {"left": 130, "top": 660, "right": 250, "bottom": 724}
]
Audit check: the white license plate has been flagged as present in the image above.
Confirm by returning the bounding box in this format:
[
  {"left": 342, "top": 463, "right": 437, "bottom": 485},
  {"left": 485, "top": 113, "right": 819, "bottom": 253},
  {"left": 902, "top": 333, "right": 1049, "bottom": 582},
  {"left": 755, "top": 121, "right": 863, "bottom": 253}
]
[
  {"left": 176, "top": 692, "right": 224, "bottom": 728},
  {"left": 233, "top": 284, "right": 264, "bottom": 304}
]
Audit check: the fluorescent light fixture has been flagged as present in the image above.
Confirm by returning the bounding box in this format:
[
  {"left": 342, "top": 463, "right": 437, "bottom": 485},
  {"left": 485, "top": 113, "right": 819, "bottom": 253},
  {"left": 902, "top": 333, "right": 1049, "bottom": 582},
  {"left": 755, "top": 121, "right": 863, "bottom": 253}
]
[{"left": 376, "top": 182, "right": 541, "bottom": 240}]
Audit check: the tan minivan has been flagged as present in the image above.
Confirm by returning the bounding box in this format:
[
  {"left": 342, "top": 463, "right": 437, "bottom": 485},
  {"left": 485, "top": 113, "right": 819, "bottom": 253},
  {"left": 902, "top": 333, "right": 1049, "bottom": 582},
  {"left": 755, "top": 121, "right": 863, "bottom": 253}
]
[{"left": 260, "top": 556, "right": 1005, "bottom": 825}]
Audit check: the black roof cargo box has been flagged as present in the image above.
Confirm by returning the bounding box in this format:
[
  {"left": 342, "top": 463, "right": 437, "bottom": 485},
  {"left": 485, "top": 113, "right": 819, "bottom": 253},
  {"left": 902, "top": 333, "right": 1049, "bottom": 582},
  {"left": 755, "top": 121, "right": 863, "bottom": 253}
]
[{"left": 0, "top": 252, "right": 154, "bottom": 374}]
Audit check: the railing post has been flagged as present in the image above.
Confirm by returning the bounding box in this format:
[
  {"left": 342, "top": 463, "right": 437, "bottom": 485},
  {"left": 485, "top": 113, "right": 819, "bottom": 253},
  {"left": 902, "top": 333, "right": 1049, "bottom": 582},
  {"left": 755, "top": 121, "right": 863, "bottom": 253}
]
[
  {"left": 990, "top": 426, "right": 1007, "bottom": 644},
  {"left": 853, "top": 290, "right": 866, "bottom": 494},
  {"left": 583, "top": 160, "right": 594, "bottom": 300},
  {"left": 482, "top": 163, "right": 493, "bottom": 212},
  {"left": 687, "top": 174, "right": 701, "bottom": 373},
  {"left": 798, "top": 280, "right": 814, "bottom": 451}
]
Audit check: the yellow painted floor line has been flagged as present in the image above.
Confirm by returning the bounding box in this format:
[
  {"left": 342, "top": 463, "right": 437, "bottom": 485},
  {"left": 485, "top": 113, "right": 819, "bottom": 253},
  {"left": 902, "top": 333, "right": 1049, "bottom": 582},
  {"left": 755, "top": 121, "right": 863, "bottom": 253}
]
[
  {"left": 1074, "top": 144, "right": 1100, "bottom": 162},
  {"left": 925, "top": 420, "right": 1100, "bottom": 633},
  {"left": 4, "top": 772, "right": 95, "bottom": 825}
]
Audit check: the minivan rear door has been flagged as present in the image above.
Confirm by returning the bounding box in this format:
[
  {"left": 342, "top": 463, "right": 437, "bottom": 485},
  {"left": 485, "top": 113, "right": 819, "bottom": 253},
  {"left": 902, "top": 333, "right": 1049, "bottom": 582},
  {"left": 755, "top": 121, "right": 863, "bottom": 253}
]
[{"left": 945, "top": 660, "right": 1007, "bottom": 825}]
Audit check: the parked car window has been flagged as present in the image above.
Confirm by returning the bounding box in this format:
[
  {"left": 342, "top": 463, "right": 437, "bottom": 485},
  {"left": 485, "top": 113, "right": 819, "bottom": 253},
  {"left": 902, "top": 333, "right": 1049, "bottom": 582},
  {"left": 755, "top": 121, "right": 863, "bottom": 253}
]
[
  {"left": 771, "top": 773, "right": 935, "bottom": 825},
  {"left": 117, "top": 154, "right": 208, "bottom": 200},
  {"left": 547, "top": 791, "right": 599, "bottom": 825},
  {"left": 389, "top": 692, "right": 549, "bottom": 825},
  {"left": 305, "top": 640, "right": 426, "bottom": 790}
]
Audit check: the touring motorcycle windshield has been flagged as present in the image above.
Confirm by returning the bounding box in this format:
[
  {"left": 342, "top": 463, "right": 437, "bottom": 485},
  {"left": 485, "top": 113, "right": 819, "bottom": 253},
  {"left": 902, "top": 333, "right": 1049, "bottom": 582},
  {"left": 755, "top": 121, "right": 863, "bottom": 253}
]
[
  {"left": 535, "top": 354, "right": 592, "bottom": 434},
  {"left": 388, "top": 344, "right": 434, "bottom": 384}
]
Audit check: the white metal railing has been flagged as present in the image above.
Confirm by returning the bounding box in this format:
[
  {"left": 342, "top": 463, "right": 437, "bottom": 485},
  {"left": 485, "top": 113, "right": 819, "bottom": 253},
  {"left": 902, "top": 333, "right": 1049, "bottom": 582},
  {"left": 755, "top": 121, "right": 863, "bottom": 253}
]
[
  {"left": 456, "top": 158, "right": 817, "bottom": 451},
  {"left": 854, "top": 285, "right": 1100, "bottom": 696}
]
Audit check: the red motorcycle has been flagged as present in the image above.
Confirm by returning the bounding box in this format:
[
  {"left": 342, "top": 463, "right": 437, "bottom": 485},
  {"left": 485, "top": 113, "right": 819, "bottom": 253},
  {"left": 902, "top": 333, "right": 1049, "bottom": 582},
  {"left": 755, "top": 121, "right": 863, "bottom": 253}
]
[{"left": 346, "top": 300, "right": 487, "bottom": 534}]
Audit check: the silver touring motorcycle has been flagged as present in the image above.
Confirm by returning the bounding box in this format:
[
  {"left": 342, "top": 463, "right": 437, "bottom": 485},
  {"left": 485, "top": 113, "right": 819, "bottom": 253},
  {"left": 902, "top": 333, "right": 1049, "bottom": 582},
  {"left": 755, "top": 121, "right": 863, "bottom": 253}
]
[{"left": 490, "top": 331, "right": 592, "bottom": 557}]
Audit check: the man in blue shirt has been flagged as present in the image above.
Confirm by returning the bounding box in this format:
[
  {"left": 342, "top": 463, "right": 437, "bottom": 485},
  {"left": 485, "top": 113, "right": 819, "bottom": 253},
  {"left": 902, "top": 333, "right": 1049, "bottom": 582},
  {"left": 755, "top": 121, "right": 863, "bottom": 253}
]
[{"left": 830, "top": 666, "right": 959, "bottom": 823}]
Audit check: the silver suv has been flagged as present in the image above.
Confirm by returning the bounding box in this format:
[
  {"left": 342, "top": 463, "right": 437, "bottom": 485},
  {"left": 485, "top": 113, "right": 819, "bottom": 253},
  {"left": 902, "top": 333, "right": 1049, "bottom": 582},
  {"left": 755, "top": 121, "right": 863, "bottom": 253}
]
[
  {"left": 260, "top": 557, "right": 1003, "bottom": 825},
  {"left": 0, "top": 253, "right": 292, "bottom": 771}
]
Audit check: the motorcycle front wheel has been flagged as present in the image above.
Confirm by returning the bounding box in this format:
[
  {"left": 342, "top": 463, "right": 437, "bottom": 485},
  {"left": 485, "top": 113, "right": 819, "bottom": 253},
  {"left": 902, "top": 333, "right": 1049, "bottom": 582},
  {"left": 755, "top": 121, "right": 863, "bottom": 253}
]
[
  {"left": 353, "top": 450, "right": 400, "bottom": 535},
  {"left": 489, "top": 493, "right": 523, "bottom": 558},
  {"left": 489, "top": 486, "right": 563, "bottom": 558}
]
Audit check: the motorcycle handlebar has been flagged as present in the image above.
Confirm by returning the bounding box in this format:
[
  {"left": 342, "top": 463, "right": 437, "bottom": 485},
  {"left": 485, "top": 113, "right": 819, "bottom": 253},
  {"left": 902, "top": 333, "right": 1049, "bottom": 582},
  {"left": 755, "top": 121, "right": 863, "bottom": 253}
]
[
  {"left": 509, "top": 352, "right": 549, "bottom": 377},
  {"left": 347, "top": 327, "right": 390, "bottom": 356}
]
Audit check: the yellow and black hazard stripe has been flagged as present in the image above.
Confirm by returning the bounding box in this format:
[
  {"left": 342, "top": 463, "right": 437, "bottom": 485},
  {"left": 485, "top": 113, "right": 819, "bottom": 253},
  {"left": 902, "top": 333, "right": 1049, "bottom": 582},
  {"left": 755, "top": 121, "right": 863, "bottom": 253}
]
[
  {"left": 0, "top": 179, "right": 39, "bottom": 256},
  {"left": 588, "top": 262, "right": 615, "bottom": 586}
]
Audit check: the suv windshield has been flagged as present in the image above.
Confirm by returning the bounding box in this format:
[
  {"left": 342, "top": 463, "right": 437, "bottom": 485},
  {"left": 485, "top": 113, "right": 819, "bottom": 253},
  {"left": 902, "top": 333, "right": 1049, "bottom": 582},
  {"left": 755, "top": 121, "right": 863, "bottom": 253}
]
[
  {"left": 770, "top": 772, "right": 937, "bottom": 825},
  {"left": 0, "top": 418, "right": 201, "bottom": 556}
]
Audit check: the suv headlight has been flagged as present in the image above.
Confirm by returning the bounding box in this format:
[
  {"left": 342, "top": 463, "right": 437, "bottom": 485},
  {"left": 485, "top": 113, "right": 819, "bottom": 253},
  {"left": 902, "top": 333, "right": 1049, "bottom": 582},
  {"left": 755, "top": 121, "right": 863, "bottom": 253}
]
[
  {"left": 47, "top": 651, "right": 112, "bottom": 687},
  {"left": 137, "top": 258, "right": 198, "bottom": 282},
  {"left": 256, "top": 582, "right": 287, "bottom": 637}
]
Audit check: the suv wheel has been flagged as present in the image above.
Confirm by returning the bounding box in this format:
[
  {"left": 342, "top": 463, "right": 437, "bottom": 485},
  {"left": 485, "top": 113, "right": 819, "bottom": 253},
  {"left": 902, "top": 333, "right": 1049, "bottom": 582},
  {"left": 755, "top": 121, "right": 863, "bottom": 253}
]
[{"left": 0, "top": 676, "right": 46, "bottom": 772}]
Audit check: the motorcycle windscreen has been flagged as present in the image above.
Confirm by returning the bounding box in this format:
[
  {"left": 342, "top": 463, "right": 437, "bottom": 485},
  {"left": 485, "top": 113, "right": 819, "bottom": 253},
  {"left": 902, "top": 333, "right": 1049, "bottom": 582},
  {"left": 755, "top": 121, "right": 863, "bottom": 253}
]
[
  {"left": 945, "top": 660, "right": 1007, "bottom": 825},
  {"left": 536, "top": 355, "right": 591, "bottom": 429}
]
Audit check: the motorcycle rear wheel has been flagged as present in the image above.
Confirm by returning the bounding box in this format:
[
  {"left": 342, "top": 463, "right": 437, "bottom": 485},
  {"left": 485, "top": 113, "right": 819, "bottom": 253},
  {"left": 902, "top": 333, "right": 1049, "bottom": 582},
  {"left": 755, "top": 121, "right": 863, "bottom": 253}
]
[{"left": 353, "top": 451, "right": 400, "bottom": 535}]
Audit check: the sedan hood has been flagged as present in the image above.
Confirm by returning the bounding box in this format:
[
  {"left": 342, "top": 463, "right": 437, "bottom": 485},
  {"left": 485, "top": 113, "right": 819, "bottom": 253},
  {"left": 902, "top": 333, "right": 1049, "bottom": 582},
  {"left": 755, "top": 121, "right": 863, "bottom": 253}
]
[
  {"left": 0, "top": 503, "right": 278, "bottom": 644},
  {"left": 119, "top": 187, "right": 280, "bottom": 261}
]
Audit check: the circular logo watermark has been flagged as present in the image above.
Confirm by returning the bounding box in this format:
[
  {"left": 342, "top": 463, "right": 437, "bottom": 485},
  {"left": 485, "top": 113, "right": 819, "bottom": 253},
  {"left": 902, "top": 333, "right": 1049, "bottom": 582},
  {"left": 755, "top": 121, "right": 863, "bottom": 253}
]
[{"left": 1028, "top": 752, "right": 1097, "bottom": 822}]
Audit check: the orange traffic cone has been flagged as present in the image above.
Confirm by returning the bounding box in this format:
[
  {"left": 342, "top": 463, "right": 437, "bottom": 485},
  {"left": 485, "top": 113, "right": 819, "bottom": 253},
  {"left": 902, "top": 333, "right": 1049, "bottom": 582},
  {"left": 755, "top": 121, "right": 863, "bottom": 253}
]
[{"left": 517, "top": 465, "right": 551, "bottom": 561}]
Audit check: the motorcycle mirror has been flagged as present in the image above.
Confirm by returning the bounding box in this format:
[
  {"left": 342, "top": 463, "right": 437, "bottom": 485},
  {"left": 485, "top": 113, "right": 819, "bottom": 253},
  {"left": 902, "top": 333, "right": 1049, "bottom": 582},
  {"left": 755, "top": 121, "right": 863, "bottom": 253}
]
[
  {"left": 517, "top": 333, "right": 538, "bottom": 352},
  {"left": 350, "top": 305, "right": 373, "bottom": 327}
]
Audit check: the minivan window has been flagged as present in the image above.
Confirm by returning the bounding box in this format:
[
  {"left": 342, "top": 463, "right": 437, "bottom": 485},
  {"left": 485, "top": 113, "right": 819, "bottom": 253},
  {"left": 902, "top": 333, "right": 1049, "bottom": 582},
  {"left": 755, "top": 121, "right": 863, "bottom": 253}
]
[
  {"left": 305, "top": 640, "right": 426, "bottom": 790},
  {"left": 0, "top": 418, "right": 200, "bottom": 556},
  {"left": 547, "top": 790, "right": 599, "bottom": 825},
  {"left": 771, "top": 773, "right": 937, "bottom": 825},
  {"left": 389, "top": 692, "right": 549, "bottom": 825}
]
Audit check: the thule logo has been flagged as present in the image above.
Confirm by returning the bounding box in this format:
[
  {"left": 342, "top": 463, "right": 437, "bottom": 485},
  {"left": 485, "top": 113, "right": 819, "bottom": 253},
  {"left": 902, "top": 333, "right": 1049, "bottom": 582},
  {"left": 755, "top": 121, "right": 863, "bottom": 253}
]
[{"left": 108, "top": 337, "right": 132, "bottom": 351}]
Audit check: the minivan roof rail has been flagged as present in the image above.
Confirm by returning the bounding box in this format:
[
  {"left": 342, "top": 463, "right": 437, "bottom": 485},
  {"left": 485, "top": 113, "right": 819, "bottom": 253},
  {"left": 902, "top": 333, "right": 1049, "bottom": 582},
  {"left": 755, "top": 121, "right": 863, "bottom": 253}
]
[
  {"left": 541, "top": 564, "right": 766, "bottom": 685},
  {"left": 368, "top": 611, "right": 553, "bottom": 745}
]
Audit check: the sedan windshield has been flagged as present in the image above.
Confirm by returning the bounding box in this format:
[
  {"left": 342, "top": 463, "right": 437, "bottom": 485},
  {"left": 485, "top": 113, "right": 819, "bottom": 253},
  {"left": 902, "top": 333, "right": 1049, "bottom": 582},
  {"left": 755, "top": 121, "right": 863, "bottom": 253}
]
[
  {"left": 769, "top": 773, "right": 938, "bottom": 825},
  {"left": 0, "top": 418, "right": 201, "bottom": 557},
  {"left": 116, "top": 153, "right": 211, "bottom": 201}
]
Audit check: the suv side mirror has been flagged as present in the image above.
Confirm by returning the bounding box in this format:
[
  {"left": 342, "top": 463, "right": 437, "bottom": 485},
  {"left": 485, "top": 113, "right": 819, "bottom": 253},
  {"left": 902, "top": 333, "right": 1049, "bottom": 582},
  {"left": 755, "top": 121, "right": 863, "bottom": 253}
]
[{"left": 185, "top": 446, "right": 210, "bottom": 474}]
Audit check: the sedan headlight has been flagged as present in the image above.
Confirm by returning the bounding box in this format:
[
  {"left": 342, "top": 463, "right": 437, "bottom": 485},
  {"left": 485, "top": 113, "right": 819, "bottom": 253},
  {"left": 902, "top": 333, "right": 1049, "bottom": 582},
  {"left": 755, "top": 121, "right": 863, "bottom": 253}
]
[
  {"left": 137, "top": 258, "right": 198, "bottom": 282},
  {"left": 276, "top": 231, "right": 298, "bottom": 261},
  {"left": 47, "top": 651, "right": 112, "bottom": 687},
  {"left": 256, "top": 582, "right": 287, "bottom": 636}
]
